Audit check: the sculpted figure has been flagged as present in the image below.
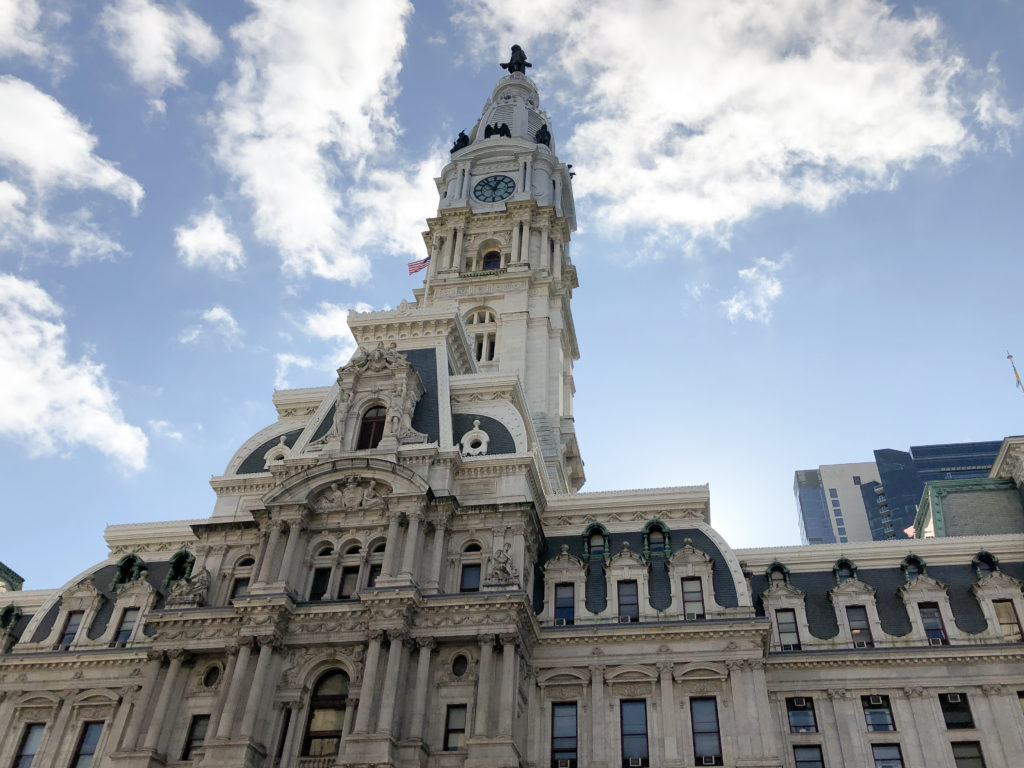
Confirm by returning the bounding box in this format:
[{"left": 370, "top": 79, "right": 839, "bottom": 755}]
[
  {"left": 166, "top": 568, "right": 211, "bottom": 607},
  {"left": 333, "top": 390, "right": 352, "bottom": 436},
  {"left": 361, "top": 483, "right": 384, "bottom": 509},
  {"left": 451, "top": 130, "right": 470, "bottom": 152},
  {"left": 535, "top": 124, "right": 551, "bottom": 146},
  {"left": 500, "top": 44, "right": 532, "bottom": 74},
  {"left": 341, "top": 478, "right": 364, "bottom": 510}
]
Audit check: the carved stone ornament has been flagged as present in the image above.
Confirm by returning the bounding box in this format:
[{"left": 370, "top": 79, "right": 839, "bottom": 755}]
[
  {"left": 459, "top": 419, "right": 490, "bottom": 456},
  {"left": 165, "top": 568, "right": 211, "bottom": 608},
  {"left": 483, "top": 543, "right": 520, "bottom": 587},
  {"left": 341, "top": 341, "right": 406, "bottom": 374},
  {"left": 312, "top": 478, "right": 388, "bottom": 513}
]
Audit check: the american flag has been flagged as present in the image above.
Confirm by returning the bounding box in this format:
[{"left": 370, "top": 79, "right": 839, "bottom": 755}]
[{"left": 408, "top": 256, "right": 430, "bottom": 275}]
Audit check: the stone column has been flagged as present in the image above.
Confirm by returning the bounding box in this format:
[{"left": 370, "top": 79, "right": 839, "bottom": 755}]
[
  {"left": 206, "top": 647, "right": 238, "bottom": 739},
  {"left": 381, "top": 513, "right": 403, "bottom": 578},
  {"left": 278, "top": 701, "right": 302, "bottom": 768},
  {"left": 276, "top": 519, "right": 304, "bottom": 585},
  {"left": 240, "top": 638, "right": 277, "bottom": 737},
  {"left": 353, "top": 631, "right": 384, "bottom": 733},
  {"left": 828, "top": 689, "right": 866, "bottom": 767},
  {"left": 540, "top": 224, "right": 551, "bottom": 270},
  {"left": 121, "top": 651, "right": 163, "bottom": 750},
  {"left": 428, "top": 519, "right": 448, "bottom": 592},
  {"left": 498, "top": 635, "right": 517, "bottom": 737},
  {"left": 905, "top": 688, "right": 948, "bottom": 768},
  {"left": 375, "top": 629, "right": 408, "bottom": 734},
  {"left": 473, "top": 634, "right": 495, "bottom": 736},
  {"left": 985, "top": 685, "right": 1024, "bottom": 765},
  {"left": 454, "top": 225, "right": 465, "bottom": 271},
  {"left": 554, "top": 176, "right": 563, "bottom": 217},
  {"left": 342, "top": 697, "right": 357, "bottom": 736},
  {"left": 519, "top": 219, "right": 531, "bottom": 265},
  {"left": 511, "top": 222, "right": 522, "bottom": 265},
  {"left": 408, "top": 638, "right": 435, "bottom": 741},
  {"left": 256, "top": 520, "right": 285, "bottom": 585},
  {"left": 590, "top": 665, "right": 606, "bottom": 766},
  {"left": 326, "top": 551, "right": 343, "bottom": 601},
  {"left": 37, "top": 694, "right": 74, "bottom": 766},
  {"left": 444, "top": 226, "right": 456, "bottom": 269},
  {"left": 657, "top": 662, "right": 679, "bottom": 763},
  {"left": 977, "top": 685, "right": 1011, "bottom": 766},
  {"left": 553, "top": 241, "right": 563, "bottom": 279},
  {"left": 400, "top": 511, "right": 423, "bottom": 579},
  {"left": 217, "top": 639, "right": 254, "bottom": 738},
  {"left": 143, "top": 650, "right": 189, "bottom": 751},
  {"left": 727, "top": 661, "right": 754, "bottom": 758},
  {"left": 525, "top": 157, "right": 533, "bottom": 195}
]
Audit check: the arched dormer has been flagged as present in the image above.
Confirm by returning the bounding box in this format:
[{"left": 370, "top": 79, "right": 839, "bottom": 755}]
[
  {"left": 606, "top": 541, "right": 650, "bottom": 622},
  {"left": 166, "top": 550, "right": 195, "bottom": 585},
  {"left": 766, "top": 561, "right": 790, "bottom": 587},
  {"left": 112, "top": 554, "right": 145, "bottom": 591},
  {"left": 973, "top": 550, "right": 1000, "bottom": 578},
  {"left": 901, "top": 554, "right": 926, "bottom": 582},
  {"left": 667, "top": 538, "right": 723, "bottom": 620},
  {"left": 833, "top": 558, "right": 857, "bottom": 585},
  {"left": 582, "top": 523, "right": 610, "bottom": 562},
  {"left": 642, "top": 520, "right": 671, "bottom": 557}
]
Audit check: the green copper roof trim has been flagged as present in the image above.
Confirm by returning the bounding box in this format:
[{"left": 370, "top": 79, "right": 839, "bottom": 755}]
[
  {"left": 913, "top": 478, "right": 1017, "bottom": 538},
  {"left": 0, "top": 561, "right": 24, "bottom": 591}
]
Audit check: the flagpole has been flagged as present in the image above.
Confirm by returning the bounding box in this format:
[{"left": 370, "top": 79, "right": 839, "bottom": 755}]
[{"left": 1008, "top": 351, "right": 1024, "bottom": 398}]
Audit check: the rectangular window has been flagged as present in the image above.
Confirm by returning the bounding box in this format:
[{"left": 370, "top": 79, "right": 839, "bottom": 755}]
[
  {"left": 786, "top": 697, "right": 818, "bottom": 733},
  {"left": 794, "top": 745, "right": 825, "bottom": 768},
  {"left": 309, "top": 568, "right": 331, "bottom": 601},
  {"left": 460, "top": 564, "right": 481, "bottom": 592},
  {"left": 682, "top": 578, "right": 705, "bottom": 619},
  {"left": 59, "top": 611, "right": 84, "bottom": 649},
  {"left": 338, "top": 567, "right": 359, "bottom": 598},
  {"left": 836, "top": 527, "right": 847, "bottom": 535},
  {"left": 776, "top": 608, "right": 801, "bottom": 650},
  {"left": 690, "top": 697, "right": 722, "bottom": 765},
  {"left": 181, "top": 714, "right": 210, "bottom": 760},
  {"left": 853, "top": 475, "right": 862, "bottom": 485},
  {"left": 555, "top": 584, "right": 575, "bottom": 625},
  {"left": 13, "top": 724, "right": 44, "bottom": 768},
  {"left": 229, "top": 577, "right": 249, "bottom": 602},
  {"left": 829, "top": 489, "right": 838, "bottom": 498},
  {"left": 839, "top": 537, "right": 848, "bottom": 543},
  {"left": 1018, "top": 691, "right": 1024, "bottom": 716},
  {"left": 366, "top": 563, "right": 382, "bottom": 588},
  {"left": 994, "top": 600, "right": 1023, "bottom": 641},
  {"left": 847, "top": 605, "right": 874, "bottom": 647},
  {"left": 551, "top": 702, "right": 578, "bottom": 766},
  {"left": 113, "top": 608, "right": 140, "bottom": 647},
  {"left": 618, "top": 581, "right": 639, "bottom": 622},
  {"left": 619, "top": 699, "right": 649, "bottom": 766},
  {"left": 871, "top": 744, "right": 903, "bottom": 768},
  {"left": 831, "top": 499, "right": 841, "bottom": 508},
  {"left": 951, "top": 742, "right": 987, "bottom": 768},
  {"left": 940, "top": 693, "right": 975, "bottom": 729},
  {"left": 919, "top": 602, "right": 947, "bottom": 643},
  {"left": 443, "top": 705, "right": 466, "bottom": 751},
  {"left": 70, "top": 722, "right": 103, "bottom": 768},
  {"left": 862, "top": 695, "right": 895, "bottom": 731}
]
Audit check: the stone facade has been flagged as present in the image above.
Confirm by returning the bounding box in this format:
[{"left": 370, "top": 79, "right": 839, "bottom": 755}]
[{"left": 4, "top": 59, "right": 1024, "bottom": 768}]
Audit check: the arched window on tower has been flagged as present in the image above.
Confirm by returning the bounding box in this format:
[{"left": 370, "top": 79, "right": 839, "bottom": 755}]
[
  {"left": 356, "top": 406, "right": 387, "bottom": 449},
  {"left": 302, "top": 670, "right": 349, "bottom": 757},
  {"left": 465, "top": 308, "right": 498, "bottom": 364},
  {"left": 482, "top": 250, "right": 502, "bottom": 270}
]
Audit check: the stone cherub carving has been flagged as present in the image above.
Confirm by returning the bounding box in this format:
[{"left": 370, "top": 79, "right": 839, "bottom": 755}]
[
  {"left": 345, "top": 342, "right": 403, "bottom": 373},
  {"left": 314, "top": 479, "right": 385, "bottom": 513},
  {"left": 500, "top": 44, "right": 532, "bottom": 74}
]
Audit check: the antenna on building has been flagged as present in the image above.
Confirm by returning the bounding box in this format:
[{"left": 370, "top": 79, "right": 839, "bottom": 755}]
[{"left": 1008, "top": 351, "right": 1024, "bottom": 398}]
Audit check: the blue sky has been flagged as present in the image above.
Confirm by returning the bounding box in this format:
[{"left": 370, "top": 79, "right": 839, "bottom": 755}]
[{"left": 2, "top": 0, "right": 1023, "bottom": 589}]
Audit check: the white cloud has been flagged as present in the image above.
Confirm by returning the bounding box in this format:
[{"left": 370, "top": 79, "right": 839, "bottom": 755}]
[
  {"left": 148, "top": 418, "right": 183, "bottom": 441},
  {"left": 722, "top": 256, "right": 788, "bottom": 323},
  {"left": 453, "top": 0, "right": 1019, "bottom": 253},
  {"left": 0, "top": 274, "right": 148, "bottom": 471},
  {"left": 179, "top": 305, "right": 243, "bottom": 347},
  {"left": 0, "top": 0, "right": 46, "bottom": 61},
  {"left": 274, "top": 353, "right": 315, "bottom": 389},
  {"left": 175, "top": 210, "right": 245, "bottom": 273},
  {"left": 274, "top": 301, "right": 375, "bottom": 388},
  {"left": 212, "top": 0, "right": 421, "bottom": 282},
  {"left": 100, "top": 0, "right": 220, "bottom": 111}
]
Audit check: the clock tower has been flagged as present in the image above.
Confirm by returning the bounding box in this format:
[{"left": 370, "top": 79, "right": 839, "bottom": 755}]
[{"left": 414, "top": 49, "right": 584, "bottom": 493}]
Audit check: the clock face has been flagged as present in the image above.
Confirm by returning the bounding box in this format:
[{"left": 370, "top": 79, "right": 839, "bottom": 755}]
[{"left": 473, "top": 175, "right": 516, "bottom": 202}]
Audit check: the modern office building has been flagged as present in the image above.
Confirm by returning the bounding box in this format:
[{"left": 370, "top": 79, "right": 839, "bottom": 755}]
[
  {"left": 794, "top": 463, "right": 879, "bottom": 545},
  {"left": 4, "top": 51, "right": 1024, "bottom": 768}
]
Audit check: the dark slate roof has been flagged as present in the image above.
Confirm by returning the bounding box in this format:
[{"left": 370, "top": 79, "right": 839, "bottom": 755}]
[
  {"left": 648, "top": 556, "right": 671, "bottom": 610},
  {"left": 308, "top": 404, "right": 336, "bottom": 443},
  {"left": 452, "top": 414, "right": 516, "bottom": 455},
  {"left": 586, "top": 559, "right": 607, "bottom": 613},
  {"left": 405, "top": 348, "right": 440, "bottom": 443},
  {"left": 676, "top": 528, "right": 739, "bottom": 609},
  {"left": 237, "top": 428, "right": 303, "bottom": 475}
]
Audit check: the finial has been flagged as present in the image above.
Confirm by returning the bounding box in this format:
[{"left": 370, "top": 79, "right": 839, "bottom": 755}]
[{"left": 500, "top": 44, "right": 532, "bottom": 74}]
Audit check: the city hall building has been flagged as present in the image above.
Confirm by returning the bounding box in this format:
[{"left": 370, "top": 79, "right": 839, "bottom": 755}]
[{"left": 3, "top": 51, "right": 1024, "bottom": 768}]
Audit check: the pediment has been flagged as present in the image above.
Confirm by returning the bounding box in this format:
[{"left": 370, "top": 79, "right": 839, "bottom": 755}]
[
  {"left": 669, "top": 539, "right": 713, "bottom": 567},
  {"left": 761, "top": 582, "right": 805, "bottom": 600},
  {"left": 675, "top": 662, "right": 728, "bottom": 681},
  {"left": 830, "top": 578, "right": 876, "bottom": 598},
  {"left": 263, "top": 457, "right": 428, "bottom": 506},
  {"left": 114, "top": 575, "right": 157, "bottom": 598},
  {"left": 608, "top": 543, "right": 645, "bottom": 567},
  {"left": 310, "top": 477, "right": 392, "bottom": 514},
  {"left": 73, "top": 689, "right": 121, "bottom": 705},
  {"left": 972, "top": 570, "right": 1024, "bottom": 592},
  {"left": 543, "top": 545, "right": 584, "bottom": 572},
  {"left": 63, "top": 580, "right": 103, "bottom": 602},
  {"left": 537, "top": 669, "right": 589, "bottom": 686},
  {"left": 899, "top": 574, "right": 948, "bottom": 596},
  {"left": 605, "top": 664, "right": 657, "bottom": 683}
]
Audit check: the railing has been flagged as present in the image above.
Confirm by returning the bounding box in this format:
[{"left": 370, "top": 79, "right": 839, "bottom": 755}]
[
  {"left": 298, "top": 757, "right": 335, "bottom": 768},
  {"left": 768, "top": 635, "right": 1023, "bottom": 654},
  {"left": 539, "top": 611, "right": 756, "bottom": 629}
]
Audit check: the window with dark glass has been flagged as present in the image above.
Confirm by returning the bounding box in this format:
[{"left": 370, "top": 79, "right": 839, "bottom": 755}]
[
  {"left": 618, "top": 581, "right": 639, "bottom": 621},
  {"left": 302, "top": 671, "right": 348, "bottom": 757},
  {"left": 794, "top": 745, "right": 825, "bottom": 768},
  {"left": 366, "top": 563, "right": 382, "bottom": 588},
  {"left": 776, "top": 608, "right": 801, "bottom": 650},
  {"left": 682, "top": 578, "right": 705, "bottom": 619},
  {"left": 847, "top": 605, "right": 873, "bottom": 647},
  {"left": 769, "top": 566, "right": 786, "bottom": 586},
  {"left": 460, "top": 564, "right": 481, "bottom": 592},
  {"left": 13, "top": 723, "right": 44, "bottom": 768},
  {"left": 338, "top": 567, "right": 359, "bottom": 598},
  {"left": 229, "top": 577, "right": 249, "bottom": 602},
  {"left": 994, "top": 600, "right": 1023, "bottom": 641},
  {"left": 871, "top": 744, "right": 903, "bottom": 768},
  {"left": 619, "top": 700, "right": 648, "bottom": 766},
  {"left": 113, "top": 608, "right": 140, "bottom": 646},
  {"left": 589, "top": 530, "right": 605, "bottom": 556},
  {"left": 70, "top": 722, "right": 103, "bottom": 768},
  {"left": 786, "top": 697, "right": 817, "bottom": 733},
  {"left": 835, "top": 561, "right": 854, "bottom": 583},
  {"left": 690, "top": 697, "right": 722, "bottom": 765},
  {"left": 276, "top": 708, "right": 291, "bottom": 759},
  {"left": 356, "top": 406, "right": 386, "bottom": 449},
  {"left": 952, "top": 742, "right": 987, "bottom": 768},
  {"left": 829, "top": 489, "right": 838, "bottom": 498},
  {"left": 482, "top": 250, "right": 501, "bottom": 270},
  {"left": 444, "top": 704, "right": 467, "bottom": 751},
  {"left": 648, "top": 528, "right": 664, "bottom": 553},
  {"left": 59, "top": 611, "right": 83, "bottom": 649},
  {"left": 862, "top": 695, "right": 895, "bottom": 731},
  {"left": 555, "top": 584, "right": 575, "bottom": 625},
  {"left": 940, "top": 693, "right": 974, "bottom": 729},
  {"left": 309, "top": 567, "right": 331, "bottom": 601},
  {"left": 181, "top": 714, "right": 210, "bottom": 760},
  {"left": 451, "top": 655, "right": 468, "bottom": 677},
  {"left": 902, "top": 557, "right": 923, "bottom": 580},
  {"left": 919, "top": 602, "right": 947, "bottom": 643},
  {"left": 551, "top": 702, "right": 578, "bottom": 766}
]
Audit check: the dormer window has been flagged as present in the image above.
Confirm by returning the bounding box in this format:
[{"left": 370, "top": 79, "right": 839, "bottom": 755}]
[
  {"left": 902, "top": 555, "right": 925, "bottom": 581},
  {"left": 834, "top": 559, "right": 856, "bottom": 584},
  {"left": 113, "top": 554, "right": 145, "bottom": 588},
  {"left": 167, "top": 550, "right": 195, "bottom": 584},
  {"left": 588, "top": 530, "right": 605, "bottom": 556},
  {"left": 768, "top": 563, "right": 788, "bottom": 587},
  {"left": 357, "top": 406, "right": 386, "bottom": 449},
  {"left": 973, "top": 551, "right": 999, "bottom": 577},
  {"left": 648, "top": 528, "right": 665, "bottom": 553}
]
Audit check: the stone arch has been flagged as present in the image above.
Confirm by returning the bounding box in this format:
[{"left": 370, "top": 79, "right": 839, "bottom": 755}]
[{"left": 263, "top": 457, "right": 429, "bottom": 508}]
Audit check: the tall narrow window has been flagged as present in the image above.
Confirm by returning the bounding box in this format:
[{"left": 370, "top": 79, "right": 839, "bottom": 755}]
[
  {"left": 871, "top": 744, "right": 904, "bottom": 768},
  {"left": 940, "top": 693, "right": 974, "bottom": 729},
  {"left": 588, "top": 530, "right": 605, "bottom": 556},
  {"left": 338, "top": 566, "right": 359, "bottom": 599},
  {"left": 551, "top": 702, "right": 578, "bottom": 766},
  {"left": 993, "top": 600, "right": 1023, "bottom": 641},
  {"left": 555, "top": 584, "right": 575, "bottom": 625},
  {"left": 70, "top": 722, "right": 103, "bottom": 768},
  {"left": 302, "top": 671, "right": 348, "bottom": 756},
  {"left": 618, "top": 581, "right": 639, "bottom": 622},
  {"left": 13, "top": 724, "right": 44, "bottom": 768},
  {"left": 847, "top": 605, "right": 873, "bottom": 647},
  {"left": 460, "top": 564, "right": 481, "bottom": 592},
  {"left": 690, "top": 697, "right": 723, "bottom": 765},
  {"left": 309, "top": 568, "right": 331, "bottom": 601},
  {"left": 786, "top": 697, "right": 817, "bottom": 733},
  {"left": 648, "top": 528, "right": 665, "bottom": 553},
  {"left": 776, "top": 608, "right": 801, "bottom": 650},
  {"left": 357, "top": 406, "right": 386, "bottom": 449},
  {"left": 619, "top": 700, "right": 649, "bottom": 766},
  {"left": 682, "top": 577, "right": 705, "bottom": 619},
  {"left": 862, "top": 695, "right": 895, "bottom": 731},
  {"left": 181, "top": 714, "right": 210, "bottom": 760},
  {"left": 230, "top": 577, "right": 249, "bottom": 602},
  {"left": 951, "top": 742, "right": 987, "bottom": 768},
  {"left": 443, "top": 704, "right": 467, "bottom": 751},
  {"left": 59, "top": 611, "right": 84, "bottom": 649},
  {"left": 113, "top": 608, "right": 140, "bottom": 647},
  {"left": 794, "top": 746, "right": 825, "bottom": 768},
  {"left": 366, "top": 563, "right": 382, "bottom": 588},
  {"left": 919, "top": 602, "right": 947, "bottom": 644}
]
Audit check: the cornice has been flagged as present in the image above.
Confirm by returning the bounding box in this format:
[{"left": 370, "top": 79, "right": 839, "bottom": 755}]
[{"left": 765, "top": 646, "right": 1024, "bottom": 670}]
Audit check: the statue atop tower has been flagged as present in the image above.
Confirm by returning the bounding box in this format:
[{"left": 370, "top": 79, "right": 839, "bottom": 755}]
[{"left": 500, "top": 44, "right": 532, "bottom": 74}]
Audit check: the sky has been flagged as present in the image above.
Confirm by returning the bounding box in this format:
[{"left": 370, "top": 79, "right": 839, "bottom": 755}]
[{"left": 2, "top": 0, "right": 1023, "bottom": 590}]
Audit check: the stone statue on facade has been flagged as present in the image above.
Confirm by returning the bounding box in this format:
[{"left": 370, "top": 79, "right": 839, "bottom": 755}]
[
  {"left": 165, "top": 568, "right": 211, "bottom": 608},
  {"left": 500, "top": 44, "right": 532, "bottom": 74},
  {"left": 451, "top": 130, "right": 470, "bottom": 153},
  {"left": 485, "top": 542, "right": 520, "bottom": 586},
  {"left": 535, "top": 124, "right": 551, "bottom": 146}
]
